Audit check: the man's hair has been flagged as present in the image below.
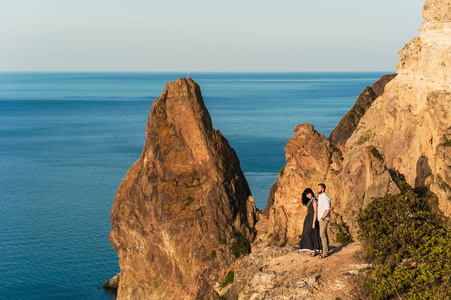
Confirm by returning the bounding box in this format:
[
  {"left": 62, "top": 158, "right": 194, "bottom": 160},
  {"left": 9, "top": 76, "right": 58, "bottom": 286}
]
[{"left": 318, "top": 183, "right": 326, "bottom": 191}]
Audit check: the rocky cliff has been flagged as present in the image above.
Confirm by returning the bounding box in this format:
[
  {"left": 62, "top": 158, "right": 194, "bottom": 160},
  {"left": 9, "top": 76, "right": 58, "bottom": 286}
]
[
  {"left": 263, "top": 123, "right": 342, "bottom": 245},
  {"left": 109, "top": 78, "right": 257, "bottom": 299},
  {"left": 264, "top": 0, "right": 451, "bottom": 245},
  {"left": 328, "top": 74, "right": 397, "bottom": 151}
]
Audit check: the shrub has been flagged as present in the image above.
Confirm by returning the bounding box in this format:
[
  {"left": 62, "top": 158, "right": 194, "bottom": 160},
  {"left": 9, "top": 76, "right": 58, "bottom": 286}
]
[
  {"left": 335, "top": 222, "right": 352, "bottom": 245},
  {"left": 267, "top": 233, "right": 273, "bottom": 239},
  {"left": 356, "top": 188, "right": 451, "bottom": 299},
  {"left": 231, "top": 232, "right": 250, "bottom": 258},
  {"left": 330, "top": 144, "right": 342, "bottom": 154},
  {"left": 396, "top": 180, "right": 413, "bottom": 194},
  {"left": 369, "top": 146, "right": 383, "bottom": 160},
  {"left": 202, "top": 249, "right": 217, "bottom": 262},
  {"left": 279, "top": 168, "right": 284, "bottom": 176},
  {"left": 221, "top": 271, "right": 234, "bottom": 288}
]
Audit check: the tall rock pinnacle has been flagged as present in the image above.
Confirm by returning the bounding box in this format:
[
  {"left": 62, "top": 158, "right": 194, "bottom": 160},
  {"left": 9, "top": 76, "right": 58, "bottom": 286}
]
[{"left": 109, "top": 78, "right": 257, "bottom": 299}]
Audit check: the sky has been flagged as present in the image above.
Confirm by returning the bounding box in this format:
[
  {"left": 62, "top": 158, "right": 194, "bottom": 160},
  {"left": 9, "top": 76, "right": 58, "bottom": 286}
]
[{"left": 0, "top": 0, "right": 426, "bottom": 72}]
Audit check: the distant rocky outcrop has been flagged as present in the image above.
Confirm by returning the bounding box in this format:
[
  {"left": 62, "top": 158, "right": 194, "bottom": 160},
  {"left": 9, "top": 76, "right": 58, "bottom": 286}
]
[
  {"left": 103, "top": 273, "right": 120, "bottom": 290},
  {"left": 264, "top": 0, "right": 451, "bottom": 245},
  {"left": 109, "top": 78, "right": 257, "bottom": 299}
]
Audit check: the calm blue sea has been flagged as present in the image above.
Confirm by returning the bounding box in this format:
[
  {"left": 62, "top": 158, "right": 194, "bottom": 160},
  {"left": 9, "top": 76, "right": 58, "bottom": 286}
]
[{"left": 0, "top": 72, "right": 387, "bottom": 299}]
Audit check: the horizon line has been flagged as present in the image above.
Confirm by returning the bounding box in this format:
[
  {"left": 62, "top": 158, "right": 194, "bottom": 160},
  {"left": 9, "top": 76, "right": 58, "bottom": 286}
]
[{"left": 0, "top": 70, "right": 395, "bottom": 74}]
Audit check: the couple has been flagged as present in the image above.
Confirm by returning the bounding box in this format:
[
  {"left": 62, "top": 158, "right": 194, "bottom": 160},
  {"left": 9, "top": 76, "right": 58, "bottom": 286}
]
[{"left": 299, "top": 183, "right": 331, "bottom": 258}]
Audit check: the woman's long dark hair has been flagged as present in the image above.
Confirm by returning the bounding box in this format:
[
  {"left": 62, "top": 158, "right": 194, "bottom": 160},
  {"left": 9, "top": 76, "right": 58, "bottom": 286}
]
[{"left": 302, "top": 188, "right": 315, "bottom": 206}]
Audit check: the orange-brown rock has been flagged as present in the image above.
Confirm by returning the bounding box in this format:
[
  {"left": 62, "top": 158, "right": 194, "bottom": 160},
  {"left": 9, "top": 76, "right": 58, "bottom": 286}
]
[
  {"left": 109, "top": 78, "right": 257, "bottom": 300},
  {"left": 264, "top": 124, "right": 342, "bottom": 246},
  {"left": 343, "top": 0, "right": 451, "bottom": 220},
  {"left": 264, "top": 0, "right": 451, "bottom": 245}
]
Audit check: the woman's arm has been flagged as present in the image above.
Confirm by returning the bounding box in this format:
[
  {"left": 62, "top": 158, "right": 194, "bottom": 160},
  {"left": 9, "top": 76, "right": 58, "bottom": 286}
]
[{"left": 312, "top": 200, "right": 318, "bottom": 229}]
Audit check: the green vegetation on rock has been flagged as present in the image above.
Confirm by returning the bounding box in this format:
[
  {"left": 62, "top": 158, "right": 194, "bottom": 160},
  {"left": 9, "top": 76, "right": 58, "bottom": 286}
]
[
  {"left": 335, "top": 222, "right": 352, "bottom": 245},
  {"left": 221, "top": 271, "right": 234, "bottom": 288},
  {"left": 356, "top": 186, "right": 451, "bottom": 299},
  {"left": 440, "top": 139, "right": 451, "bottom": 147},
  {"left": 395, "top": 180, "right": 413, "bottom": 195},
  {"left": 330, "top": 144, "right": 342, "bottom": 154},
  {"left": 369, "top": 146, "right": 383, "bottom": 160},
  {"left": 279, "top": 167, "right": 284, "bottom": 176},
  {"left": 231, "top": 232, "right": 251, "bottom": 258}
]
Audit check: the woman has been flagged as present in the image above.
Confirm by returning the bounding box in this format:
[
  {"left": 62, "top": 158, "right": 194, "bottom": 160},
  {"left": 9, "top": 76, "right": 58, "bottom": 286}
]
[{"left": 298, "top": 188, "right": 322, "bottom": 257}]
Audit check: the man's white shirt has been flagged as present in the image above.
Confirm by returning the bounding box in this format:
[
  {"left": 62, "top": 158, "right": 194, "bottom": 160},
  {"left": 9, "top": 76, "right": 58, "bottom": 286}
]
[{"left": 317, "top": 192, "right": 331, "bottom": 221}]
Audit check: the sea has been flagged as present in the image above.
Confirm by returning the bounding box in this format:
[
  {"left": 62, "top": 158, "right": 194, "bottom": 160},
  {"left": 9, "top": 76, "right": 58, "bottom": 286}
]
[{"left": 0, "top": 72, "right": 388, "bottom": 299}]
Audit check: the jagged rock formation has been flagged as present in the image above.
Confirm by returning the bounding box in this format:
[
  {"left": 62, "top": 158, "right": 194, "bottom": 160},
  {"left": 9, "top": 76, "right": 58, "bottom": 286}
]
[
  {"left": 109, "top": 78, "right": 257, "bottom": 300},
  {"left": 328, "top": 74, "right": 396, "bottom": 150},
  {"left": 264, "top": 0, "right": 451, "bottom": 245},
  {"left": 263, "top": 124, "right": 343, "bottom": 245}
]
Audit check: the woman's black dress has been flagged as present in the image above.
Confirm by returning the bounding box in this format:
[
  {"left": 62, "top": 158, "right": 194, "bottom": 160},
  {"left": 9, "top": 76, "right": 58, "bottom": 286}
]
[{"left": 299, "top": 199, "right": 322, "bottom": 252}]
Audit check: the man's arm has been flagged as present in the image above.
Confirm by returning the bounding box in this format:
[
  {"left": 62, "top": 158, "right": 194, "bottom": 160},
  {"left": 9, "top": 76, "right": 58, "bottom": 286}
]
[
  {"left": 320, "top": 196, "right": 331, "bottom": 220},
  {"left": 320, "top": 209, "right": 330, "bottom": 220}
]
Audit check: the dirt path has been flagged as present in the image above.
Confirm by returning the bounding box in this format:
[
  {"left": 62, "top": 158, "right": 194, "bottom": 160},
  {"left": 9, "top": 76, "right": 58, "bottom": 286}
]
[
  {"left": 292, "top": 243, "right": 367, "bottom": 299},
  {"left": 214, "top": 242, "right": 368, "bottom": 299}
]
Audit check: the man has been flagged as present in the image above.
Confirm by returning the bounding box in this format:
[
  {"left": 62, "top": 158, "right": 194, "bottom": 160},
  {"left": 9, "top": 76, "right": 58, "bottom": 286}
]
[{"left": 317, "top": 183, "right": 331, "bottom": 258}]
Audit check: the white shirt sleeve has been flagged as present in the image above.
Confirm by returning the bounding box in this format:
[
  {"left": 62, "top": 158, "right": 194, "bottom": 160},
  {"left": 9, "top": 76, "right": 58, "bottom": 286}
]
[{"left": 325, "top": 194, "right": 331, "bottom": 210}]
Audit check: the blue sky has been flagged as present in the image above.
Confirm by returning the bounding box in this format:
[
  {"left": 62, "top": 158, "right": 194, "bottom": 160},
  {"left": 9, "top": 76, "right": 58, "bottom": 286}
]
[{"left": 0, "top": 0, "right": 425, "bottom": 72}]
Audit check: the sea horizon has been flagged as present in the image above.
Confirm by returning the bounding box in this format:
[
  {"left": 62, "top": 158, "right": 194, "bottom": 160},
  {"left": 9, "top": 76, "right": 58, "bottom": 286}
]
[{"left": 0, "top": 71, "right": 393, "bottom": 74}]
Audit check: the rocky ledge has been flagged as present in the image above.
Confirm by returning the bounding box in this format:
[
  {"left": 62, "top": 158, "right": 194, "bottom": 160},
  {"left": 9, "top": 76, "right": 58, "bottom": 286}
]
[{"left": 208, "top": 243, "right": 368, "bottom": 300}]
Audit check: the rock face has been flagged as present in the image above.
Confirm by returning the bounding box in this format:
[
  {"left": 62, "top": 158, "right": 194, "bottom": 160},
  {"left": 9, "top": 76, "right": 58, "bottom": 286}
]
[
  {"left": 265, "top": 0, "right": 451, "bottom": 245},
  {"left": 328, "top": 74, "right": 396, "bottom": 151},
  {"left": 109, "top": 78, "right": 257, "bottom": 299},
  {"left": 343, "top": 0, "right": 451, "bottom": 222},
  {"left": 264, "top": 124, "right": 342, "bottom": 245}
]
